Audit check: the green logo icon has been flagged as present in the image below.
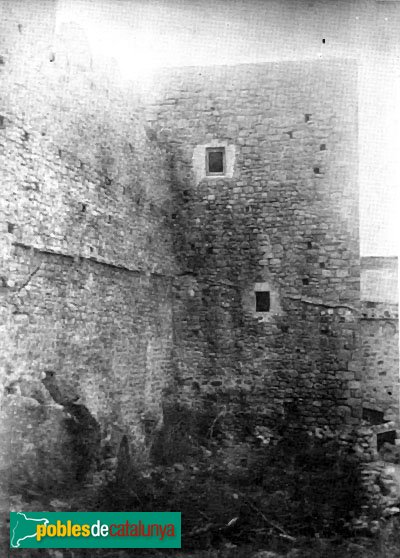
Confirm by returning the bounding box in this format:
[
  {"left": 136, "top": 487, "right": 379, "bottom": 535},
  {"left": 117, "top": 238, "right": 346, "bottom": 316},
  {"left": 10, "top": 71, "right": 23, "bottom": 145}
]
[
  {"left": 10, "top": 512, "right": 181, "bottom": 548},
  {"left": 11, "top": 512, "right": 50, "bottom": 548}
]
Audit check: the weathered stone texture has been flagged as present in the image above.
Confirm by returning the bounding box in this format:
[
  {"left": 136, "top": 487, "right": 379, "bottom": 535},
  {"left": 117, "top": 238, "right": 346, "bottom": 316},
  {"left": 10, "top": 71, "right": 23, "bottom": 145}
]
[
  {"left": 1, "top": 0, "right": 362, "bottom": 487},
  {"left": 146, "top": 61, "right": 360, "bottom": 430},
  {"left": 0, "top": 1, "right": 176, "bottom": 481},
  {"left": 360, "top": 258, "right": 399, "bottom": 421}
]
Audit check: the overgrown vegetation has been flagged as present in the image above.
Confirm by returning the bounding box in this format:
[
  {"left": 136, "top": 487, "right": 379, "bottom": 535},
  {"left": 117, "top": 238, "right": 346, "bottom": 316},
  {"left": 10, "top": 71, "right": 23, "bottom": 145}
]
[
  {"left": 7, "top": 396, "right": 400, "bottom": 557},
  {"left": 96, "top": 397, "right": 370, "bottom": 554}
]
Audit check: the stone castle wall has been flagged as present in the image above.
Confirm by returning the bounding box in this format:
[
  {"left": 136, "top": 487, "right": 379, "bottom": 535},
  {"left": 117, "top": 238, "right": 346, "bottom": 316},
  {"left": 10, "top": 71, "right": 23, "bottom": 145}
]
[
  {"left": 145, "top": 60, "right": 360, "bottom": 431},
  {"left": 360, "top": 258, "right": 399, "bottom": 423},
  {"left": 1, "top": 1, "right": 361, "bottom": 483},
  {"left": 0, "top": 0, "right": 177, "bottom": 479}
]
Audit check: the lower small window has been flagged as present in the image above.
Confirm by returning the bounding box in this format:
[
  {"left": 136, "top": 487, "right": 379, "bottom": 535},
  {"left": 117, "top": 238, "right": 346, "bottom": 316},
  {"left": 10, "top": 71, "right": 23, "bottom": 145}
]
[
  {"left": 256, "top": 291, "right": 270, "bottom": 312},
  {"left": 377, "top": 430, "right": 396, "bottom": 451}
]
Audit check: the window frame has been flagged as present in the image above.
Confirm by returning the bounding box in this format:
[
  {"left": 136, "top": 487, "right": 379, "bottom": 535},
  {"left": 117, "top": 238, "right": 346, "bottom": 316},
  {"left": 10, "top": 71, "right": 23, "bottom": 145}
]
[{"left": 205, "top": 147, "right": 226, "bottom": 176}]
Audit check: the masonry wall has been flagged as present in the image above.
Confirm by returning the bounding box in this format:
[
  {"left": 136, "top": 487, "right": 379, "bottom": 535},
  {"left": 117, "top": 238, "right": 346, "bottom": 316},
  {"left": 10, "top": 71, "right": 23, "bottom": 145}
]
[
  {"left": 1, "top": 0, "right": 361, "bottom": 481},
  {"left": 0, "top": 0, "right": 177, "bottom": 485},
  {"left": 360, "top": 258, "right": 399, "bottom": 423},
  {"left": 146, "top": 60, "right": 360, "bottom": 431},
  {"left": 361, "top": 302, "right": 399, "bottom": 422}
]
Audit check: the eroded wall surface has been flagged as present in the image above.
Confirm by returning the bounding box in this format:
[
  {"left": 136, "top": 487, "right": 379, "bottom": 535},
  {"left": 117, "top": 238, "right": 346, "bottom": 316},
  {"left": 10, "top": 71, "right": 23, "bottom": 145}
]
[
  {"left": 146, "top": 61, "right": 360, "bottom": 431},
  {"left": 0, "top": 0, "right": 177, "bottom": 491},
  {"left": 1, "top": 1, "right": 361, "bottom": 497},
  {"left": 361, "top": 258, "right": 399, "bottom": 422}
]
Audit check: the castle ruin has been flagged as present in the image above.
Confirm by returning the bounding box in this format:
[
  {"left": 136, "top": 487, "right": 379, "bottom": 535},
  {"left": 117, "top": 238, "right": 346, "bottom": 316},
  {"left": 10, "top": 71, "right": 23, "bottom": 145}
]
[{"left": 0, "top": 0, "right": 398, "bottom": 499}]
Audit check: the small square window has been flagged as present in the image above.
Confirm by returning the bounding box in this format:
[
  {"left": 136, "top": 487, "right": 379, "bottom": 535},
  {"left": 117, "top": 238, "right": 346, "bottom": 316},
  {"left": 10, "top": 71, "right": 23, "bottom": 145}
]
[
  {"left": 206, "top": 147, "right": 225, "bottom": 175},
  {"left": 255, "top": 291, "right": 270, "bottom": 312}
]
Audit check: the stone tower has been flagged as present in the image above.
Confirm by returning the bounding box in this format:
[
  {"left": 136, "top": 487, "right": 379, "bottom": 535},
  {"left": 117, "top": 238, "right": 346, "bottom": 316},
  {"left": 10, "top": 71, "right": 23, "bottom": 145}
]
[{"left": 145, "top": 61, "right": 360, "bottom": 432}]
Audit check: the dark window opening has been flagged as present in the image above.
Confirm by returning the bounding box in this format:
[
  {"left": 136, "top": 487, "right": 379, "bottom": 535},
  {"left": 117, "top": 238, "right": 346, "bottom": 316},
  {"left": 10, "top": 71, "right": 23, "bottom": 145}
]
[
  {"left": 320, "top": 143, "right": 326, "bottom": 150},
  {"left": 377, "top": 430, "right": 396, "bottom": 451},
  {"left": 7, "top": 223, "right": 15, "bottom": 233},
  {"left": 206, "top": 147, "right": 225, "bottom": 175},
  {"left": 255, "top": 291, "right": 270, "bottom": 312},
  {"left": 307, "top": 241, "right": 312, "bottom": 249},
  {"left": 0, "top": 115, "right": 4, "bottom": 128},
  {"left": 362, "top": 407, "right": 385, "bottom": 425},
  {"left": 305, "top": 113, "right": 311, "bottom": 123},
  {"left": 313, "top": 167, "right": 320, "bottom": 174},
  {"left": 302, "top": 278, "right": 309, "bottom": 285},
  {"left": 287, "top": 131, "right": 293, "bottom": 139},
  {"left": 322, "top": 38, "right": 326, "bottom": 44},
  {"left": 319, "top": 262, "right": 325, "bottom": 268}
]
